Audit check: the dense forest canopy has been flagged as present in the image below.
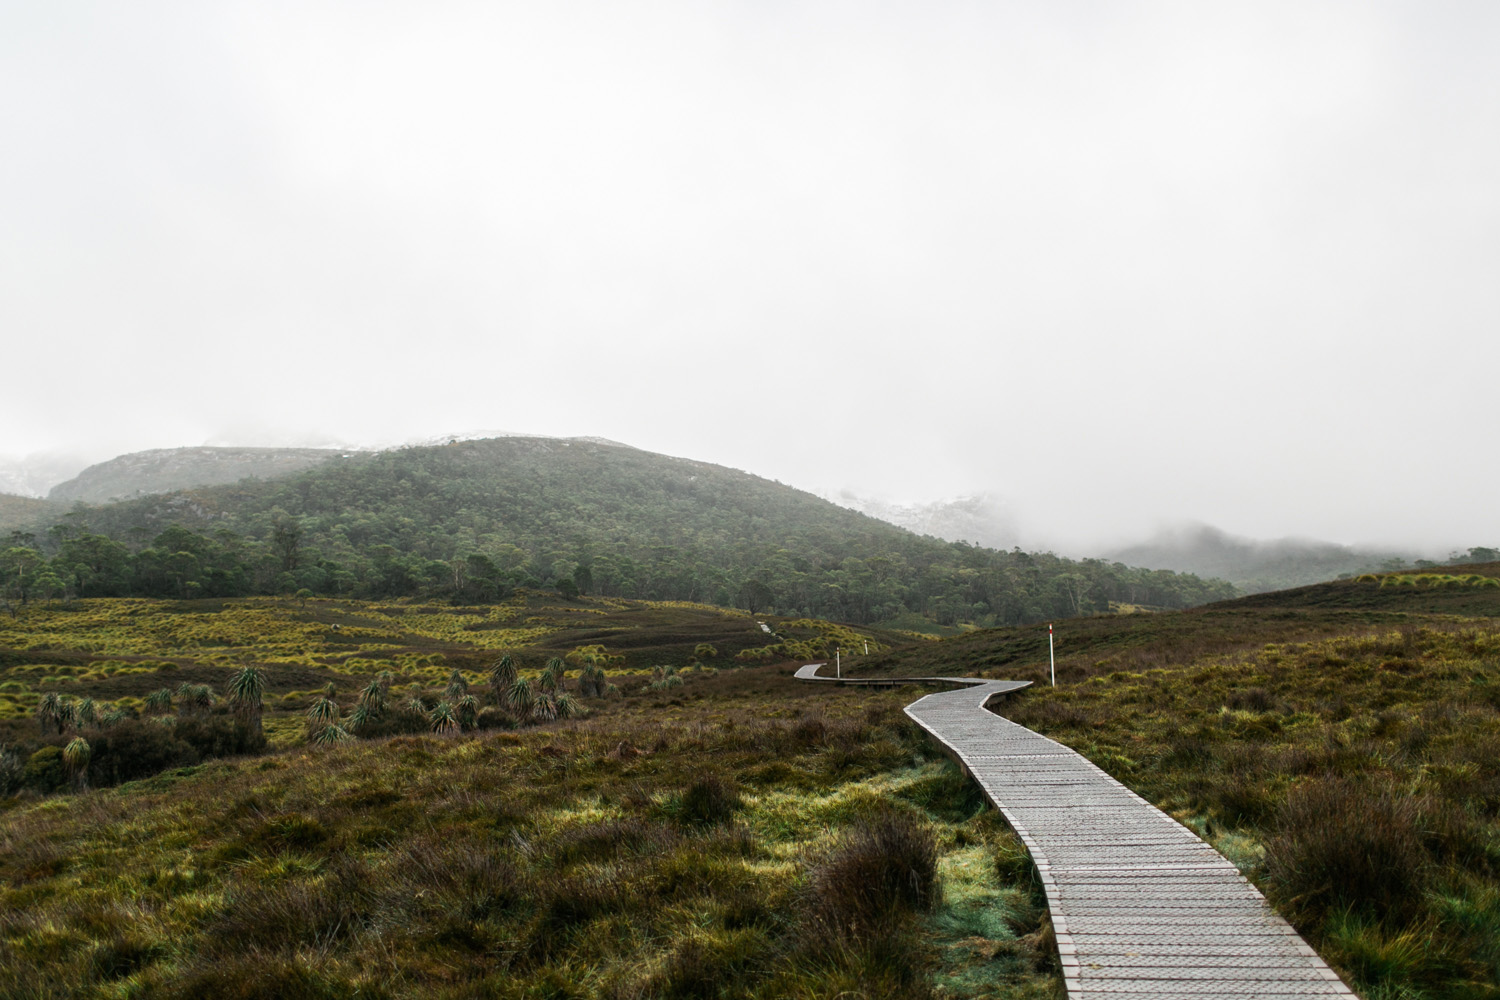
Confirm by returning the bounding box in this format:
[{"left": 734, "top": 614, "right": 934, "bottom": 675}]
[{"left": 3, "top": 438, "right": 1237, "bottom": 625}]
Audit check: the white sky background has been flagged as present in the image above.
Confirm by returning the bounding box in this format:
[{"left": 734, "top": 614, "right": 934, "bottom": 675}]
[{"left": 2, "top": 1, "right": 1496, "bottom": 551}]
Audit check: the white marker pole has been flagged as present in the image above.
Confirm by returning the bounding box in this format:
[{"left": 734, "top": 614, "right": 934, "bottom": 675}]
[
  {"left": 836, "top": 648, "right": 841, "bottom": 678},
  {"left": 1049, "top": 623, "right": 1055, "bottom": 687},
  {"left": 863, "top": 640, "right": 869, "bottom": 655}
]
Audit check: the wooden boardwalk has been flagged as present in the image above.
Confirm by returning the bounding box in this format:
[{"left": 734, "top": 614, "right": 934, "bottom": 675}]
[{"left": 795, "top": 663, "right": 1354, "bottom": 998}]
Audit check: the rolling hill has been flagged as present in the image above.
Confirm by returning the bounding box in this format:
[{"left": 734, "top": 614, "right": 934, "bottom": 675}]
[{"left": 16, "top": 436, "right": 1234, "bottom": 626}]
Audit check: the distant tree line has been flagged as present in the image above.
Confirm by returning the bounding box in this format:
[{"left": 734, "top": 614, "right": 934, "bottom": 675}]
[{"left": 3, "top": 440, "right": 1242, "bottom": 625}]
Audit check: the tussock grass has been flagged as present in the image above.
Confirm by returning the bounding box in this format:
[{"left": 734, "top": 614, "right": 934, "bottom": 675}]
[
  {"left": 0, "top": 661, "right": 1060, "bottom": 998},
  {"left": 1000, "top": 620, "right": 1500, "bottom": 996}
]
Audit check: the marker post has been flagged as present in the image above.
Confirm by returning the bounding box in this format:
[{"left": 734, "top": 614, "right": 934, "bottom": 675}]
[
  {"left": 836, "top": 648, "right": 841, "bottom": 678},
  {"left": 1049, "top": 623, "right": 1055, "bottom": 687}
]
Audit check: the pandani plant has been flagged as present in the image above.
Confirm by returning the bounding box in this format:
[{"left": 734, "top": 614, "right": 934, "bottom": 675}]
[
  {"left": 489, "top": 655, "right": 517, "bottom": 704},
  {"left": 428, "top": 701, "right": 459, "bottom": 735},
  {"left": 444, "top": 669, "right": 468, "bottom": 702},
  {"left": 63, "top": 737, "right": 91, "bottom": 792},
  {"left": 227, "top": 665, "right": 267, "bottom": 742},
  {"left": 455, "top": 694, "right": 479, "bottom": 731}
]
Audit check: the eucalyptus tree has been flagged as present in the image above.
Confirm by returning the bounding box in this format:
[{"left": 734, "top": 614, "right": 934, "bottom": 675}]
[
  {"left": 63, "top": 737, "right": 91, "bottom": 792},
  {"left": 228, "top": 665, "right": 267, "bottom": 742},
  {"left": 429, "top": 701, "right": 458, "bottom": 735}
]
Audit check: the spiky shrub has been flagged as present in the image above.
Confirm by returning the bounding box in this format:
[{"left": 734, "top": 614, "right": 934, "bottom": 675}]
[
  {"left": 227, "top": 666, "right": 267, "bottom": 742},
  {"left": 403, "top": 691, "right": 427, "bottom": 714},
  {"left": 444, "top": 669, "right": 468, "bottom": 702},
  {"left": 310, "top": 724, "right": 353, "bottom": 747},
  {"left": 348, "top": 703, "right": 373, "bottom": 733},
  {"left": 429, "top": 702, "right": 458, "bottom": 735},
  {"left": 376, "top": 670, "right": 394, "bottom": 695},
  {"left": 323, "top": 681, "right": 338, "bottom": 699},
  {"left": 358, "top": 679, "right": 387, "bottom": 717},
  {"left": 533, "top": 693, "right": 558, "bottom": 723},
  {"left": 177, "top": 685, "right": 214, "bottom": 717},
  {"left": 63, "top": 737, "right": 92, "bottom": 792},
  {"left": 554, "top": 693, "right": 579, "bottom": 720},
  {"left": 455, "top": 694, "right": 479, "bottom": 731},
  {"left": 539, "top": 663, "right": 559, "bottom": 694},
  {"left": 306, "top": 696, "right": 339, "bottom": 731},
  {"left": 144, "top": 689, "right": 173, "bottom": 716},
  {"left": 36, "top": 692, "right": 62, "bottom": 736},
  {"left": 489, "top": 655, "right": 517, "bottom": 703},
  {"left": 77, "top": 699, "right": 98, "bottom": 729},
  {"left": 56, "top": 699, "right": 78, "bottom": 733},
  {"left": 505, "top": 677, "right": 535, "bottom": 721}
]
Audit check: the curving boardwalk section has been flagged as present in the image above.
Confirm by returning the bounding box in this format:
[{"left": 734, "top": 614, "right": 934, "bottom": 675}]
[{"left": 795, "top": 663, "right": 1354, "bottom": 999}]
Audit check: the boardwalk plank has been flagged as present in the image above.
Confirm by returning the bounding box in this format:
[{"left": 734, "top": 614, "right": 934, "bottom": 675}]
[{"left": 794, "top": 663, "right": 1355, "bottom": 998}]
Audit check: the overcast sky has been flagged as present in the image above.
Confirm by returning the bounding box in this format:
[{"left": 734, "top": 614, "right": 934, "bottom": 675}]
[{"left": 3, "top": 1, "right": 1496, "bottom": 551}]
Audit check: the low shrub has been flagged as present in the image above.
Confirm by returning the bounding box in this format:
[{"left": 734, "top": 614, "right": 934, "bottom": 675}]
[
  {"left": 679, "top": 775, "right": 743, "bottom": 827},
  {"left": 84, "top": 720, "right": 197, "bottom": 786},
  {"left": 805, "top": 812, "right": 940, "bottom": 936},
  {"left": 1226, "top": 687, "right": 1274, "bottom": 712},
  {"left": 1264, "top": 777, "right": 1429, "bottom": 926}
]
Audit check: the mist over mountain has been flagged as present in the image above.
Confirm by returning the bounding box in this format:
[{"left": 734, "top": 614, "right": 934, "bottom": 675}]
[
  {"left": 0, "top": 453, "right": 93, "bottom": 499},
  {"left": 1104, "top": 523, "right": 1419, "bottom": 594},
  {"left": 821, "top": 492, "right": 1022, "bottom": 551},
  {"left": 47, "top": 447, "right": 349, "bottom": 505}
]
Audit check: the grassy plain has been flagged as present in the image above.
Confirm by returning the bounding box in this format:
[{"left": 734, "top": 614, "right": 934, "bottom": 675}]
[
  {"left": 0, "top": 594, "right": 1059, "bottom": 999},
  {"left": 6, "top": 569, "right": 1500, "bottom": 998}
]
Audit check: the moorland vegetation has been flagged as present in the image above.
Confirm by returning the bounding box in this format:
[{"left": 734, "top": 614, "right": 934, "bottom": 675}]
[
  {"left": 5, "top": 561, "right": 1500, "bottom": 997},
  {"left": 0, "top": 593, "right": 1061, "bottom": 999}
]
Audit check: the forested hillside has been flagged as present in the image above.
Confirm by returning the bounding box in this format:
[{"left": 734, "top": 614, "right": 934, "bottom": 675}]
[
  {"left": 8, "top": 438, "right": 1235, "bottom": 626},
  {"left": 0, "top": 494, "right": 58, "bottom": 535}
]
